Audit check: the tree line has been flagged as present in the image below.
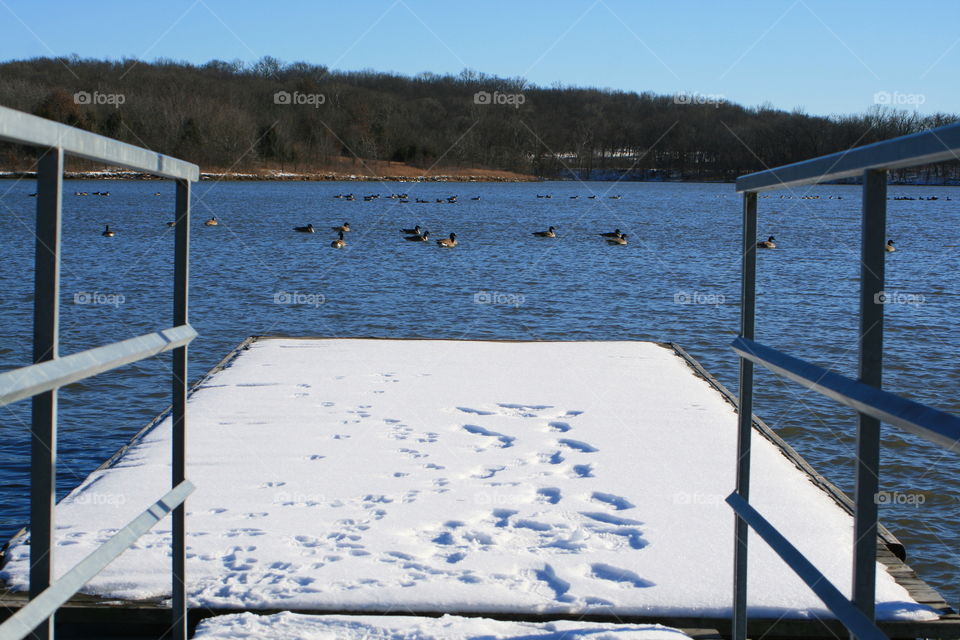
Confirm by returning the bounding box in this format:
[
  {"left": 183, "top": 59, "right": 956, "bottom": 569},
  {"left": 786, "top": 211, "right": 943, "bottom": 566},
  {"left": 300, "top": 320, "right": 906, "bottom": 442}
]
[{"left": 0, "top": 55, "right": 957, "bottom": 181}]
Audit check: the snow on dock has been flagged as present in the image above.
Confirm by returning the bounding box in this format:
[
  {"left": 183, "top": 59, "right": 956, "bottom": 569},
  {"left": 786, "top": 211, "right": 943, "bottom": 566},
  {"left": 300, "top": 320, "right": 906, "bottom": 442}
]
[
  {"left": 0, "top": 338, "right": 938, "bottom": 621},
  {"left": 193, "top": 612, "right": 694, "bottom": 639}
]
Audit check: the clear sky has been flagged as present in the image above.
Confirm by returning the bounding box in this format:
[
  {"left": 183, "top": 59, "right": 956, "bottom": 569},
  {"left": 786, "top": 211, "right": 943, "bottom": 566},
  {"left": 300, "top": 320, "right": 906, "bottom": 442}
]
[{"left": 1, "top": 0, "right": 957, "bottom": 117}]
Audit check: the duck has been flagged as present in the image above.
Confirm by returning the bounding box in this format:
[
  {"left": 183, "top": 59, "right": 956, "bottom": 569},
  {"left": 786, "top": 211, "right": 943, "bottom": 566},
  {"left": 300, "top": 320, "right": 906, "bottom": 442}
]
[
  {"left": 471, "top": 196, "right": 481, "bottom": 201},
  {"left": 166, "top": 221, "right": 176, "bottom": 227},
  {"left": 331, "top": 231, "right": 345, "bottom": 249},
  {"left": 400, "top": 225, "right": 422, "bottom": 235},
  {"left": 885, "top": 239, "right": 896, "bottom": 252},
  {"left": 332, "top": 222, "right": 351, "bottom": 232},
  {"left": 436, "top": 232, "right": 458, "bottom": 248},
  {"left": 404, "top": 231, "right": 430, "bottom": 242},
  {"left": 599, "top": 229, "right": 622, "bottom": 239},
  {"left": 606, "top": 233, "right": 628, "bottom": 245},
  {"left": 204, "top": 216, "right": 219, "bottom": 226},
  {"left": 757, "top": 235, "right": 776, "bottom": 249},
  {"left": 101, "top": 225, "right": 115, "bottom": 237},
  {"left": 533, "top": 226, "right": 557, "bottom": 238},
  {"left": 294, "top": 224, "right": 315, "bottom": 233}
]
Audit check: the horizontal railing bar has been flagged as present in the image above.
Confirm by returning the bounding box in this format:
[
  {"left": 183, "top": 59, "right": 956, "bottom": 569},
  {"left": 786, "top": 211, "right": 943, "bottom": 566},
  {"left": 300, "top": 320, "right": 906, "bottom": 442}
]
[
  {"left": 736, "top": 122, "right": 960, "bottom": 192},
  {"left": 0, "top": 105, "right": 199, "bottom": 181},
  {"left": 725, "top": 492, "right": 888, "bottom": 640},
  {"left": 0, "top": 325, "right": 197, "bottom": 407},
  {"left": 0, "top": 480, "right": 194, "bottom": 640},
  {"left": 731, "top": 337, "right": 960, "bottom": 451}
]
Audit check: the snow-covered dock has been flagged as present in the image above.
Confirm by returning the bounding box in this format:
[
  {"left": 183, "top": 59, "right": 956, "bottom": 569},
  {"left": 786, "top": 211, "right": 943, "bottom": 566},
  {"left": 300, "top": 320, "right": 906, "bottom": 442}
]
[{"left": 0, "top": 338, "right": 956, "bottom": 638}]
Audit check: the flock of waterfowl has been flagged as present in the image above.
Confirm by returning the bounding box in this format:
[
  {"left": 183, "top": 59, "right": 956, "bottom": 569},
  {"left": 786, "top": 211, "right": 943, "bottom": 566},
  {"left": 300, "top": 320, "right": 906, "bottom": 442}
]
[
  {"left": 755, "top": 235, "right": 896, "bottom": 252},
  {"left": 84, "top": 189, "right": 901, "bottom": 253},
  {"left": 288, "top": 221, "right": 462, "bottom": 248}
]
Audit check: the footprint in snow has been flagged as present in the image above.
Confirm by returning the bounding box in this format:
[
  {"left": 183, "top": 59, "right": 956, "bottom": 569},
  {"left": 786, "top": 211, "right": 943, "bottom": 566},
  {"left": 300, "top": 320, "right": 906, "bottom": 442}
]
[
  {"left": 558, "top": 438, "right": 598, "bottom": 453},
  {"left": 590, "top": 562, "right": 655, "bottom": 588},
  {"left": 591, "top": 491, "right": 635, "bottom": 511},
  {"left": 572, "top": 464, "right": 594, "bottom": 478},
  {"left": 462, "top": 424, "right": 515, "bottom": 448},
  {"left": 457, "top": 406, "right": 496, "bottom": 416},
  {"left": 537, "top": 487, "right": 562, "bottom": 504},
  {"left": 533, "top": 563, "right": 574, "bottom": 603}
]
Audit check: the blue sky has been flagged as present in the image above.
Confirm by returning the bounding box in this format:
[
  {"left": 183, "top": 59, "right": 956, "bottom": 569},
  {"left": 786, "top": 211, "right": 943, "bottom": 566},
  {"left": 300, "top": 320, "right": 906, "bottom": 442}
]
[{"left": 1, "top": 0, "right": 957, "bottom": 116}]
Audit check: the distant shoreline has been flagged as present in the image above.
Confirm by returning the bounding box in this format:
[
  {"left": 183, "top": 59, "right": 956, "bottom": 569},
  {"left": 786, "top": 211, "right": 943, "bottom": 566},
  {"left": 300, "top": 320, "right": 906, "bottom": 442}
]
[
  {"left": 0, "top": 169, "right": 539, "bottom": 183},
  {"left": 1, "top": 169, "right": 958, "bottom": 186}
]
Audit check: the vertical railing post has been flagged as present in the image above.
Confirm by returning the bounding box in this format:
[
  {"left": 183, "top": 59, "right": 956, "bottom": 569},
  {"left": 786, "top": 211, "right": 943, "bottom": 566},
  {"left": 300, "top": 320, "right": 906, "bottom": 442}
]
[
  {"left": 171, "top": 178, "right": 191, "bottom": 640},
  {"left": 732, "top": 190, "right": 758, "bottom": 640},
  {"left": 30, "top": 147, "right": 63, "bottom": 640},
  {"left": 852, "top": 169, "right": 886, "bottom": 628}
]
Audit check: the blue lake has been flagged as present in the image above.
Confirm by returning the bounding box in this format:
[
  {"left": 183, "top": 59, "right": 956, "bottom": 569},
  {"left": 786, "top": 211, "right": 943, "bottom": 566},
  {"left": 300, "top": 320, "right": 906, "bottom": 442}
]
[{"left": 0, "top": 179, "right": 957, "bottom": 606}]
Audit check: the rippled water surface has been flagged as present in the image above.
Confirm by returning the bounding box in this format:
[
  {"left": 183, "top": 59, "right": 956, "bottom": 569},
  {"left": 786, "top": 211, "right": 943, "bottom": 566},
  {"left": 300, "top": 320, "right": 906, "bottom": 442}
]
[{"left": 0, "top": 179, "right": 958, "bottom": 606}]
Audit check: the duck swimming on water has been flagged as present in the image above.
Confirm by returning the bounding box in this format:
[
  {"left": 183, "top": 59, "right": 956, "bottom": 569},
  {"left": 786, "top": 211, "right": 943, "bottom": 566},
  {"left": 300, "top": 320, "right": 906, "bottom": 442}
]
[
  {"left": 294, "top": 224, "right": 315, "bottom": 233},
  {"left": 436, "top": 233, "right": 458, "bottom": 247}
]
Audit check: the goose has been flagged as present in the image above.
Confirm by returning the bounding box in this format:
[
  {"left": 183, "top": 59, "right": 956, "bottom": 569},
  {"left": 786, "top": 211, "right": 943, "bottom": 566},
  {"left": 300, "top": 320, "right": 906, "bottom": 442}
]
[
  {"left": 471, "top": 196, "right": 481, "bottom": 201},
  {"left": 436, "top": 233, "right": 458, "bottom": 248},
  {"left": 204, "top": 216, "right": 219, "bottom": 226},
  {"left": 533, "top": 226, "right": 557, "bottom": 238},
  {"left": 885, "top": 239, "right": 896, "bottom": 252},
  {"left": 599, "top": 229, "right": 622, "bottom": 238},
  {"left": 404, "top": 231, "right": 430, "bottom": 242},
  {"left": 294, "top": 224, "right": 315, "bottom": 233},
  {"left": 606, "top": 233, "right": 628, "bottom": 245},
  {"left": 331, "top": 231, "right": 345, "bottom": 249},
  {"left": 332, "top": 222, "right": 351, "bottom": 232},
  {"left": 400, "top": 225, "right": 422, "bottom": 235},
  {"left": 166, "top": 221, "right": 176, "bottom": 227},
  {"left": 101, "top": 225, "right": 115, "bottom": 237},
  {"left": 757, "top": 235, "right": 776, "bottom": 249}
]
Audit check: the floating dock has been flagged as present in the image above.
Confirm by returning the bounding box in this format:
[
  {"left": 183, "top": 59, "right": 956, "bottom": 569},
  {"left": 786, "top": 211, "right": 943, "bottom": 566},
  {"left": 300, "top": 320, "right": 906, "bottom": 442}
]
[{"left": 1, "top": 337, "right": 957, "bottom": 638}]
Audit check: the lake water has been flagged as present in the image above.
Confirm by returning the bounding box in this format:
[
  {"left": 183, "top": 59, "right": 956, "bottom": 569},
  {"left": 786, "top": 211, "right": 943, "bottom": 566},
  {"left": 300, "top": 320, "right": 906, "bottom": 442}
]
[{"left": 0, "top": 179, "right": 957, "bottom": 607}]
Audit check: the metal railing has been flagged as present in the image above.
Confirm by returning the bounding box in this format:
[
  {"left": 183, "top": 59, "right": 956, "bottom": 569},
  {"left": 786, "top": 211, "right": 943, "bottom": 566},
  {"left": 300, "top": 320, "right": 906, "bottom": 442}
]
[
  {"left": 0, "top": 105, "right": 199, "bottom": 640},
  {"left": 730, "top": 121, "right": 960, "bottom": 640}
]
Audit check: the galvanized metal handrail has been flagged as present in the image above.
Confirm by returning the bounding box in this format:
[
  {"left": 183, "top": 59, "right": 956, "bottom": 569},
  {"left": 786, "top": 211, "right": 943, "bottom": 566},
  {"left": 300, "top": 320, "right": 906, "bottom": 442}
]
[
  {"left": 0, "top": 106, "right": 198, "bottom": 640},
  {"left": 725, "top": 493, "right": 887, "bottom": 640},
  {"left": 0, "top": 105, "right": 198, "bottom": 181},
  {"left": 0, "top": 325, "right": 197, "bottom": 407},
  {"left": 0, "top": 481, "right": 195, "bottom": 640},
  {"left": 731, "top": 123, "right": 960, "bottom": 640},
  {"left": 736, "top": 121, "right": 960, "bottom": 192},
  {"left": 732, "top": 337, "right": 960, "bottom": 450}
]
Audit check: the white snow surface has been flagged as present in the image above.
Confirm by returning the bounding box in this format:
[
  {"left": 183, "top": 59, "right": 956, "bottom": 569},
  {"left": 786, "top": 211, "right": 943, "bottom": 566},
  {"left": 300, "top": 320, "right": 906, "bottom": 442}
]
[
  {"left": 0, "top": 339, "right": 937, "bottom": 620},
  {"left": 193, "top": 612, "right": 694, "bottom": 639}
]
